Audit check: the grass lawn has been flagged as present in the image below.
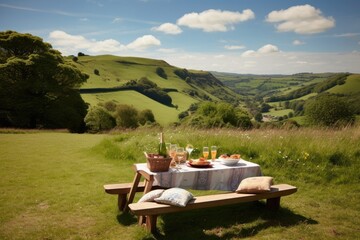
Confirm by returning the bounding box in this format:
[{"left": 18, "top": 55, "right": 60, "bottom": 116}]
[{"left": 1, "top": 127, "right": 359, "bottom": 239}]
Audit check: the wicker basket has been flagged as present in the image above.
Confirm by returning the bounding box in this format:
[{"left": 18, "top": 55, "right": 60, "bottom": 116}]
[{"left": 145, "top": 152, "right": 172, "bottom": 172}]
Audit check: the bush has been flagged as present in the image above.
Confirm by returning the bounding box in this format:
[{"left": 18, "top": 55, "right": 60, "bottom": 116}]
[
  {"left": 84, "top": 107, "right": 116, "bottom": 132},
  {"left": 94, "top": 69, "right": 100, "bottom": 75},
  {"left": 184, "top": 102, "right": 252, "bottom": 129},
  {"left": 114, "top": 104, "right": 139, "bottom": 128},
  {"left": 156, "top": 67, "right": 167, "bottom": 79},
  {"left": 138, "top": 109, "right": 155, "bottom": 125},
  {"left": 305, "top": 94, "right": 355, "bottom": 127},
  {"left": 102, "top": 101, "right": 117, "bottom": 112}
]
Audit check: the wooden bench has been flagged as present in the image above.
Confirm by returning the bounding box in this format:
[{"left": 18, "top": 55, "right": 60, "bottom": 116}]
[
  {"left": 128, "top": 184, "right": 297, "bottom": 234},
  {"left": 104, "top": 182, "right": 162, "bottom": 211}
]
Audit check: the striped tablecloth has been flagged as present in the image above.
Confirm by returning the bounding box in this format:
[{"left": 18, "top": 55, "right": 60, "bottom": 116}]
[{"left": 135, "top": 159, "right": 262, "bottom": 191}]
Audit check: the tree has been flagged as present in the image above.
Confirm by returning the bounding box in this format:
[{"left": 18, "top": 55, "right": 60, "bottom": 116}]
[
  {"left": 0, "top": 31, "right": 88, "bottom": 132},
  {"left": 84, "top": 107, "right": 116, "bottom": 132},
  {"left": 156, "top": 67, "right": 167, "bottom": 79},
  {"left": 138, "top": 109, "right": 155, "bottom": 125},
  {"left": 114, "top": 104, "right": 139, "bottom": 128},
  {"left": 254, "top": 112, "right": 263, "bottom": 122},
  {"left": 305, "top": 94, "right": 355, "bottom": 127}
]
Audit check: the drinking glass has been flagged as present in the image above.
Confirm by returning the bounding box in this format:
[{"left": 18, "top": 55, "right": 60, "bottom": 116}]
[
  {"left": 185, "top": 144, "right": 194, "bottom": 159},
  {"left": 166, "top": 143, "right": 171, "bottom": 155},
  {"left": 176, "top": 147, "right": 185, "bottom": 169},
  {"left": 211, "top": 146, "right": 217, "bottom": 161},
  {"left": 203, "top": 147, "right": 209, "bottom": 159},
  {"left": 169, "top": 144, "right": 177, "bottom": 166}
]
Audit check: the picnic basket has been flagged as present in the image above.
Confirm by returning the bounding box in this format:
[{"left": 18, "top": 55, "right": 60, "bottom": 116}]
[{"left": 144, "top": 152, "right": 172, "bottom": 172}]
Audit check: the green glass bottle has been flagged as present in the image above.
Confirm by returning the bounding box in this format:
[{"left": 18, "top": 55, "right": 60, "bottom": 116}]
[{"left": 158, "top": 133, "right": 167, "bottom": 157}]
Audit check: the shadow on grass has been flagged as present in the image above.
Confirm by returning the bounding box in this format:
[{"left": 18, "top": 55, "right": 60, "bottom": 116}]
[
  {"left": 116, "top": 211, "right": 138, "bottom": 226},
  {"left": 151, "top": 201, "right": 317, "bottom": 240}
]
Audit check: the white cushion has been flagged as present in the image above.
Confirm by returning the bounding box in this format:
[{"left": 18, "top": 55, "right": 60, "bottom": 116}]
[
  {"left": 138, "top": 189, "right": 165, "bottom": 203},
  {"left": 154, "top": 188, "right": 194, "bottom": 207}
]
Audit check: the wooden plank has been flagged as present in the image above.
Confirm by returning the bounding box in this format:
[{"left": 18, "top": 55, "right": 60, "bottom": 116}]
[
  {"left": 104, "top": 182, "right": 162, "bottom": 194},
  {"left": 129, "top": 184, "right": 297, "bottom": 216},
  {"left": 104, "top": 182, "right": 145, "bottom": 194}
]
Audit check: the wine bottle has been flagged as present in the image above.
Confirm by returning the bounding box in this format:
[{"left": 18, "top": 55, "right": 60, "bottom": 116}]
[{"left": 158, "top": 132, "right": 167, "bottom": 157}]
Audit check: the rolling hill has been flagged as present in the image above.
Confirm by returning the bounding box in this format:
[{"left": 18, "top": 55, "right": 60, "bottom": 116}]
[
  {"left": 69, "top": 55, "right": 359, "bottom": 125},
  {"left": 69, "top": 55, "right": 240, "bottom": 125}
]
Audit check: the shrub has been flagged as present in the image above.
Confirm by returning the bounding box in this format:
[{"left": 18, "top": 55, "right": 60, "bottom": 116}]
[
  {"left": 102, "top": 101, "right": 117, "bottom": 112},
  {"left": 305, "top": 94, "right": 355, "bottom": 127},
  {"left": 138, "top": 109, "right": 155, "bottom": 125},
  {"left": 184, "top": 102, "right": 252, "bottom": 129},
  {"left": 94, "top": 69, "right": 100, "bottom": 75},
  {"left": 85, "top": 107, "right": 116, "bottom": 132},
  {"left": 156, "top": 67, "right": 167, "bottom": 79},
  {"left": 114, "top": 104, "right": 139, "bottom": 128}
]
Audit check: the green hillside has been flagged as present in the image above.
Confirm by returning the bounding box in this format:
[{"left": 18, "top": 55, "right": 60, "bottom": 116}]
[
  {"left": 327, "top": 74, "right": 360, "bottom": 94},
  {"left": 216, "top": 72, "right": 359, "bottom": 122},
  {"left": 69, "top": 55, "right": 239, "bottom": 125}
]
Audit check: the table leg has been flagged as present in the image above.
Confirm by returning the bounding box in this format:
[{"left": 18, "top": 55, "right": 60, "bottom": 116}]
[
  {"left": 124, "top": 171, "right": 141, "bottom": 212},
  {"left": 138, "top": 177, "right": 155, "bottom": 224}
]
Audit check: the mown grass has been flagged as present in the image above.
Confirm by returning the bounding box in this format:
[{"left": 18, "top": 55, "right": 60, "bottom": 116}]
[{"left": 1, "top": 126, "right": 359, "bottom": 239}]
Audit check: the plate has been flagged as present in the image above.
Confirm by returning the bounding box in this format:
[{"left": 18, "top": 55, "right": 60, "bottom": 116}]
[{"left": 187, "top": 161, "right": 213, "bottom": 168}]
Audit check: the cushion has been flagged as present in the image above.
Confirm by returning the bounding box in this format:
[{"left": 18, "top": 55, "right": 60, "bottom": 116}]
[
  {"left": 154, "top": 188, "right": 194, "bottom": 207},
  {"left": 138, "top": 189, "right": 165, "bottom": 203},
  {"left": 236, "top": 176, "right": 273, "bottom": 193}
]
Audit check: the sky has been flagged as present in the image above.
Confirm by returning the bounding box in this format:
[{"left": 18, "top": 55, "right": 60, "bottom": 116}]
[{"left": 1, "top": 0, "right": 360, "bottom": 74}]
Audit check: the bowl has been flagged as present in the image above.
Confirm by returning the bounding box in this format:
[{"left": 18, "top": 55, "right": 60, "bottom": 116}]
[
  {"left": 220, "top": 158, "right": 240, "bottom": 166},
  {"left": 219, "top": 156, "right": 240, "bottom": 166}
]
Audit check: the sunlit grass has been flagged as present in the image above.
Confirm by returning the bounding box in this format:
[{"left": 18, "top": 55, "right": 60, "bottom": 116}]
[{"left": 1, "top": 126, "right": 359, "bottom": 239}]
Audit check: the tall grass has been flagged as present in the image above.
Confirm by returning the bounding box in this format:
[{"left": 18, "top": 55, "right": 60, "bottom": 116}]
[{"left": 1, "top": 126, "right": 359, "bottom": 239}]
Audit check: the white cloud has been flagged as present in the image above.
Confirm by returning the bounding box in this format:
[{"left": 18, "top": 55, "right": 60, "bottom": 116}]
[
  {"left": 112, "top": 17, "right": 122, "bottom": 23},
  {"left": 334, "top": 33, "right": 360, "bottom": 37},
  {"left": 241, "top": 50, "right": 256, "bottom": 57},
  {"left": 48, "top": 31, "right": 160, "bottom": 55},
  {"left": 266, "top": 4, "right": 335, "bottom": 34},
  {"left": 157, "top": 48, "right": 178, "bottom": 53},
  {"left": 293, "top": 40, "right": 305, "bottom": 45},
  {"left": 152, "top": 23, "right": 182, "bottom": 35},
  {"left": 224, "top": 45, "right": 245, "bottom": 50},
  {"left": 126, "top": 35, "right": 161, "bottom": 51},
  {"left": 156, "top": 51, "right": 360, "bottom": 75},
  {"left": 258, "top": 44, "right": 279, "bottom": 53},
  {"left": 177, "top": 9, "right": 255, "bottom": 32},
  {"left": 241, "top": 44, "right": 279, "bottom": 57}
]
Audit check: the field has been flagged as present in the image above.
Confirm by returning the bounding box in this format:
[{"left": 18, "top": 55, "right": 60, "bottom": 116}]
[
  {"left": 1, "top": 127, "right": 359, "bottom": 239},
  {"left": 73, "top": 55, "right": 224, "bottom": 126}
]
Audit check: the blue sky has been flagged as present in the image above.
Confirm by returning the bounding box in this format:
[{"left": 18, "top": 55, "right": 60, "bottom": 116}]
[{"left": 1, "top": 0, "right": 360, "bottom": 74}]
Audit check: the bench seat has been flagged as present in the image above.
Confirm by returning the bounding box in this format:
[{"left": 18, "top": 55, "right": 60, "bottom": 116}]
[
  {"left": 104, "top": 182, "right": 162, "bottom": 210},
  {"left": 128, "top": 184, "right": 297, "bottom": 233}
]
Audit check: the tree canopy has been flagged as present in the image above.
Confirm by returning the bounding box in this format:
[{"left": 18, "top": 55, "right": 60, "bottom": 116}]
[
  {"left": 305, "top": 93, "right": 355, "bottom": 127},
  {"left": 0, "top": 31, "right": 89, "bottom": 132}
]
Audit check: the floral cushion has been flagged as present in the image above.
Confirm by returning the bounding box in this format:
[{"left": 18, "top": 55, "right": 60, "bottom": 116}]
[
  {"left": 236, "top": 176, "right": 273, "bottom": 193},
  {"left": 154, "top": 188, "right": 194, "bottom": 207},
  {"left": 138, "top": 189, "right": 165, "bottom": 203}
]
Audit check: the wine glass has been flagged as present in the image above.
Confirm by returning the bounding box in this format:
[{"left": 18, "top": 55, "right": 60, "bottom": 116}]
[
  {"left": 211, "top": 146, "right": 217, "bottom": 161},
  {"left": 176, "top": 147, "right": 185, "bottom": 169},
  {"left": 166, "top": 143, "right": 171, "bottom": 155},
  {"left": 185, "top": 144, "right": 194, "bottom": 159},
  {"left": 169, "top": 144, "right": 177, "bottom": 167},
  {"left": 203, "top": 147, "right": 209, "bottom": 159}
]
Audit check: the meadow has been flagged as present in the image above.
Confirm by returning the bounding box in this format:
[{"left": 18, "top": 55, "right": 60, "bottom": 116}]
[{"left": 0, "top": 126, "right": 359, "bottom": 239}]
